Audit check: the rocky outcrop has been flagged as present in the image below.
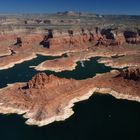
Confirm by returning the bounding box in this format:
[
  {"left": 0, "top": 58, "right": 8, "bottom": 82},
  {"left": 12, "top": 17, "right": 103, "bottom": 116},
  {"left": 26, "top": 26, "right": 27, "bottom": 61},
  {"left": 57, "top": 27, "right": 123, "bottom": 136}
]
[
  {"left": 117, "top": 67, "right": 140, "bottom": 81},
  {"left": 126, "top": 37, "right": 140, "bottom": 44},
  {"left": 50, "top": 28, "right": 126, "bottom": 47},
  {"left": 98, "top": 54, "right": 140, "bottom": 69},
  {"left": 26, "top": 73, "right": 60, "bottom": 89},
  {"left": 124, "top": 30, "right": 140, "bottom": 44}
]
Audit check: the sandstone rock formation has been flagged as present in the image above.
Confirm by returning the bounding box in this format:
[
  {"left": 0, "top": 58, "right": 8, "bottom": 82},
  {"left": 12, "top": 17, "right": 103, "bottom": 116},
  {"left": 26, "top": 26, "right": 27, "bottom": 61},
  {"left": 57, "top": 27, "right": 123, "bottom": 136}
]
[
  {"left": 0, "top": 71, "right": 140, "bottom": 126},
  {"left": 98, "top": 53, "right": 140, "bottom": 69},
  {"left": 117, "top": 67, "right": 140, "bottom": 81},
  {"left": 124, "top": 30, "right": 140, "bottom": 44},
  {"left": 0, "top": 26, "right": 140, "bottom": 71}
]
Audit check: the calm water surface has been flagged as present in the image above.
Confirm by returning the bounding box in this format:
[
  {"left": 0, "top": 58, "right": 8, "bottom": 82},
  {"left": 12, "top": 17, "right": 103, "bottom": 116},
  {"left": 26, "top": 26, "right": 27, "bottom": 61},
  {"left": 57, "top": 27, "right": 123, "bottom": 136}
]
[{"left": 0, "top": 55, "right": 111, "bottom": 87}]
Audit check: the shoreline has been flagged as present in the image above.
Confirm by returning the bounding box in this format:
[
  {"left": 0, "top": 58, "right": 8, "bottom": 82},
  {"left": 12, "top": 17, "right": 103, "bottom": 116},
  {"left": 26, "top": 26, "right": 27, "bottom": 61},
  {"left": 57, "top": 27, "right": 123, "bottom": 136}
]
[
  {"left": 0, "top": 81, "right": 139, "bottom": 127},
  {"left": 0, "top": 47, "right": 87, "bottom": 71},
  {"left": 0, "top": 53, "right": 37, "bottom": 70},
  {"left": 98, "top": 55, "right": 140, "bottom": 69},
  {"left": 33, "top": 47, "right": 138, "bottom": 72},
  {"left": 98, "top": 61, "right": 140, "bottom": 69}
]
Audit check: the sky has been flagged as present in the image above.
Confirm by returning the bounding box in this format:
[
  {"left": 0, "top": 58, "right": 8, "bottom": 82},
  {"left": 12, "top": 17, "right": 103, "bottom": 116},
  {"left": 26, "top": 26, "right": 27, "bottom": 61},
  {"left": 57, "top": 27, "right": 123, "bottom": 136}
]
[{"left": 0, "top": 0, "right": 140, "bottom": 15}]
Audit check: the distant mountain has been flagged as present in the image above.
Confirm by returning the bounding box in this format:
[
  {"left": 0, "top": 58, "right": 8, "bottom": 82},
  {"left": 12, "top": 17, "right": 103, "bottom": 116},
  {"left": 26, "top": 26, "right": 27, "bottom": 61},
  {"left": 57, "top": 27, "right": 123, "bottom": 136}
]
[{"left": 56, "top": 11, "right": 97, "bottom": 17}]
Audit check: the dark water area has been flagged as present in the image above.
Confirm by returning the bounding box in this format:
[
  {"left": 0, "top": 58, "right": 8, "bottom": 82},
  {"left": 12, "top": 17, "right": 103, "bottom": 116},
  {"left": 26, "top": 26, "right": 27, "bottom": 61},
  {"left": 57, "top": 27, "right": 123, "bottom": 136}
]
[
  {"left": 0, "top": 55, "right": 140, "bottom": 140},
  {"left": 0, "top": 94, "right": 140, "bottom": 140},
  {"left": 0, "top": 55, "right": 111, "bottom": 88},
  {"left": 0, "top": 55, "right": 58, "bottom": 88}
]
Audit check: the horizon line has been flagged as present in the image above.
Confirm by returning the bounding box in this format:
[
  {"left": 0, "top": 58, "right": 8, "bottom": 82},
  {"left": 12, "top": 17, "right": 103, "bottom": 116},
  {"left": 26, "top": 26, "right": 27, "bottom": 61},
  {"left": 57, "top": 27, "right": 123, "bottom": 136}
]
[{"left": 0, "top": 11, "right": 140, "bottom": 16}]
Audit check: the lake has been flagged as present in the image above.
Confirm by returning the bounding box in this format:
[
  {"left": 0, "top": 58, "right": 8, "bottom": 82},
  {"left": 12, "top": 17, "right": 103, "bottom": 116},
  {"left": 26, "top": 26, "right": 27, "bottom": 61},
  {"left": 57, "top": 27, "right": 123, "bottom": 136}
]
[{"left": 0, "top": 55, "right": 139, "bottom": 140}]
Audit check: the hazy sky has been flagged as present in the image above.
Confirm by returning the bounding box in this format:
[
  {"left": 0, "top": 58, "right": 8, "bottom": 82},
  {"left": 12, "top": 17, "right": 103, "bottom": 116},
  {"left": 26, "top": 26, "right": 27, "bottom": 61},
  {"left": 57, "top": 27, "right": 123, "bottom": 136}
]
[{"left": 0, "top": 0, "right": 140, "bottom": 15}]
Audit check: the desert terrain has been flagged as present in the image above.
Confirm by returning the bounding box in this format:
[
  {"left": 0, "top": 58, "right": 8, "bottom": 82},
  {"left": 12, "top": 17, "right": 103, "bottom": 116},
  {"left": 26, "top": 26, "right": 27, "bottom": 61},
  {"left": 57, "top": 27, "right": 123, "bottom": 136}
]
[{"left": 0, "top": 11, "right": 140, "bottom": 126}]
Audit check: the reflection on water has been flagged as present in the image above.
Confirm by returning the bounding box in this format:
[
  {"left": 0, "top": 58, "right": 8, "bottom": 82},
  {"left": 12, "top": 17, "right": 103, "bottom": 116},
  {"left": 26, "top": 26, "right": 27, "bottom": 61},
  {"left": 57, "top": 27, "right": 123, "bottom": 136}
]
[{"left": 0, "top": 55, "right": 139, "bottom": 140}]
